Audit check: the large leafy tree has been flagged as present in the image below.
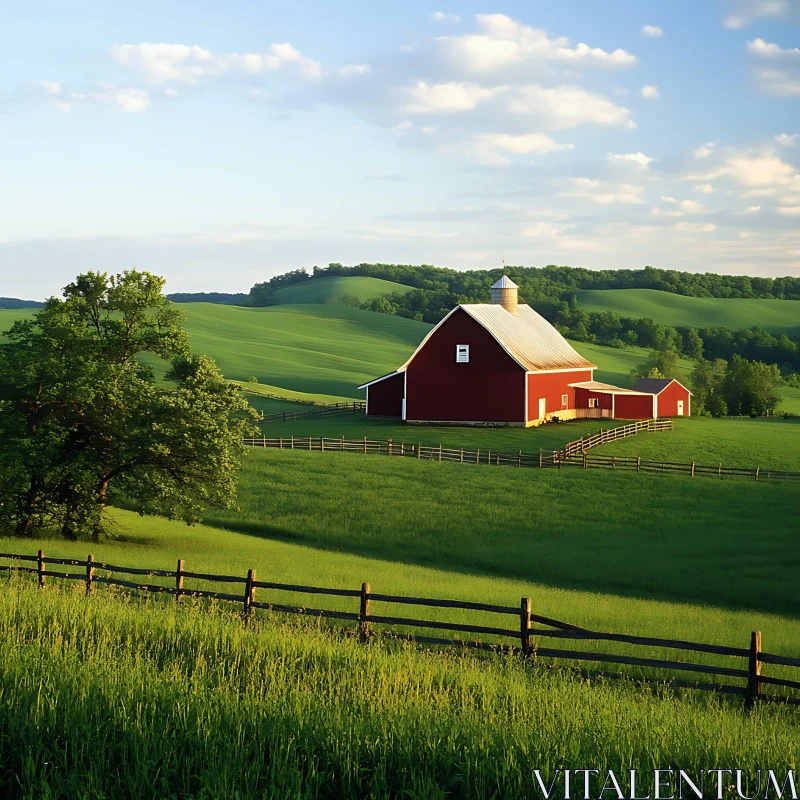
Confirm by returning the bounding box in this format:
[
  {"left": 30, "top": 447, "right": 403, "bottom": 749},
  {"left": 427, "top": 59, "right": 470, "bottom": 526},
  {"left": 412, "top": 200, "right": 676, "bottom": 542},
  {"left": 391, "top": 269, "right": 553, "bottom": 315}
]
[{"left": 0, "top": 270, "right": 259, "bottom": 540}]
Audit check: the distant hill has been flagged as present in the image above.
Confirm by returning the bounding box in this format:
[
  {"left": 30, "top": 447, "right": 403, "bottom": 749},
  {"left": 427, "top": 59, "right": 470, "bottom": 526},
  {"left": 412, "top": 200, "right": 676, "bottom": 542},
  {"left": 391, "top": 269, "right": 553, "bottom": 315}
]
[
  {"left": 270, "top": 276, "right": 411, "bottom": 305},
  {"left": 0, "top": 298, "right": 44, "bottom": 309},
  {"left": 576, "top": 289, "right": 800, "bottom": 336},
  {"left": 167, "top": 292, "right": 249, "bottom": 305}
]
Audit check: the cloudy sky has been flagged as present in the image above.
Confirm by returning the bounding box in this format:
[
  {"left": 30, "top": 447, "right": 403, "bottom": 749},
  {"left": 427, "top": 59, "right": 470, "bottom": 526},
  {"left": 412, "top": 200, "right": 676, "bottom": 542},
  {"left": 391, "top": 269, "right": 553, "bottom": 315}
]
[{"left": 2, "top": 0, "right": 799, "bottom": 299}]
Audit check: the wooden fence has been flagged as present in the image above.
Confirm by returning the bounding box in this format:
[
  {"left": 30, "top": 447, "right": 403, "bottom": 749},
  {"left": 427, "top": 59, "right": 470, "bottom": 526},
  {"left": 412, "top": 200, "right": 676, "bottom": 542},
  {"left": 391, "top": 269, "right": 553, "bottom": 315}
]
[
  {"left": 261, "top": 401, "right": 365, "bottom": 424},
  {"left": 241, "top": 434, "right": 800, "bottom": 482},
  {"left": 560, "top": 418, "right": 673, "bottom": 459},
  {"left": 2, "top": 549, "right": 798, "bottom": 707}
]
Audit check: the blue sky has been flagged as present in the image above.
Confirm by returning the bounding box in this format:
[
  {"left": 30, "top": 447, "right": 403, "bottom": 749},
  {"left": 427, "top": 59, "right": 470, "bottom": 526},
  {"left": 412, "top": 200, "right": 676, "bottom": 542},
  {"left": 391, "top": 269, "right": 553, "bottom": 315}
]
[{"left": 1, "top": 0, "right": 799, "bottom": 299}]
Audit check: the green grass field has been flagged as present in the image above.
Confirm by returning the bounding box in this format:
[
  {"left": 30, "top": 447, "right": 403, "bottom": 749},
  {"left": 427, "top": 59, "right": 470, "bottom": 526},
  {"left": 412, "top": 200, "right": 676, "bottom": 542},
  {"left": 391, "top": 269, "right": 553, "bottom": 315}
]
[
  {"left": 595, "top": 417, "right": 800, "bottom": 472},
  {"left": 271, "top": 275, "right": 411, "bottom": 305},
  {"left": 576, "top": 288, "right": 800, "bottom": 336},
  {"left": 2, "top": 580, "right": 797, "bottom": 799}
]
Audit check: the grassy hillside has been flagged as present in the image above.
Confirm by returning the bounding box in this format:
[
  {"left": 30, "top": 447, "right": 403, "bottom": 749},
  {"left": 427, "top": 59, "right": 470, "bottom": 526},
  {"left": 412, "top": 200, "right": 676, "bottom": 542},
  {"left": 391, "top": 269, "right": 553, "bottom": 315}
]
[
  {"left": 271, "top": 276, "right": 411, "bottom": 305},
  {"left": 594, "top": 416, "right": 800, "bottom": 471},
  {"left": 576, "top": 288, "right": 800, "bottom": 336},
  {"left": 3, "top": 581, "right": 797, "bottom": 798},
  {"left": 177, "top": 303, "right": 428, "bottom": 398},
  {"left": 0, "top": 308, "right": 37, "bottom": 337}
]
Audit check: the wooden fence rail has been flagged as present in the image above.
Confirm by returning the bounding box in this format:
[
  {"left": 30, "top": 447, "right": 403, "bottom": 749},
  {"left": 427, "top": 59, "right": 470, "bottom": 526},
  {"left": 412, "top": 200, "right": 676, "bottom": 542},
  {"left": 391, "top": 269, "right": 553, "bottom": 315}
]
[
  {"left": 241, "top": 434, "right": 800, "bottom": 482},
  {"left": 261, "top": 402, "right": 365, "bottom": 424},
  {"left": 1, "top": 550, "right": 798, "bottom": 707},
  {"left": 560, "top": 418, "right": 673, "bottom": 459}
]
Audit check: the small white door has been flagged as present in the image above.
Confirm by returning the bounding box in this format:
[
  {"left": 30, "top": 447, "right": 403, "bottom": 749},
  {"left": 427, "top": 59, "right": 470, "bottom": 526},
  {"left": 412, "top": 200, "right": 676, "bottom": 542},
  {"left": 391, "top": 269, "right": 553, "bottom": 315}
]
[
  {"left": 677, "top": 400, "right": 684, "bottom": 416},
  {"left": 538, "top": 398, "right": 546, "bottom": 419}
]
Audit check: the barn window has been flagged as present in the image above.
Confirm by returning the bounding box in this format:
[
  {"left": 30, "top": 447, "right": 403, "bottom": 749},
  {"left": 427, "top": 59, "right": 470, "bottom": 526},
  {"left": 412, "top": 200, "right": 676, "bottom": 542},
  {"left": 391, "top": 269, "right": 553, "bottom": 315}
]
[
  {"left": 456, "top": 344, "right": 470, "bottom": 363},
  {"left": 561, "top": 394, "right": 568, "bottom": 408},
  {"left": 588, "top": 398, "right": 598, "bottom": 409}
]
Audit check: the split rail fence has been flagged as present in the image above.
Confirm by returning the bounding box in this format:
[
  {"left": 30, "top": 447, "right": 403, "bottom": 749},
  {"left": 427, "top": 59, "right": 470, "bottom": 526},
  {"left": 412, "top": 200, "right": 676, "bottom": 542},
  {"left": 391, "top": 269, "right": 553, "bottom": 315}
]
[
  {"left": 242, "top": 433, "right": 800, "bottom": 482},
  {"left": 260, "top": 401, "right": 365, "bottom": 424},
  {"left": 2, "top": 549, "right": 798, "bottom": 707}
]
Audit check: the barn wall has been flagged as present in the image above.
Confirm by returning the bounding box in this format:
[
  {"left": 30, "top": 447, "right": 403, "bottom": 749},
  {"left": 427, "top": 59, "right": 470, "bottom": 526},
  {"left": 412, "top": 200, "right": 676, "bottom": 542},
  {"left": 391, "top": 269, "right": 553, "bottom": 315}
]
[
  {"left": 527, "top": 370, "right": 594, "bottom": 420},
  {"left": 366, "top": 372, "right": 405, "bottom": 418},
  {"left": 574, "top": 388, "right": 613, "bottom": 411},
  {"left": 656, "top": 381, "right": 691, "bottom": 417},
  {"left": 613, "top": 394, "right": 655, "bottom": 420},
  {"left": 405, "top": 309, "right": 526, "bottom": 423}
]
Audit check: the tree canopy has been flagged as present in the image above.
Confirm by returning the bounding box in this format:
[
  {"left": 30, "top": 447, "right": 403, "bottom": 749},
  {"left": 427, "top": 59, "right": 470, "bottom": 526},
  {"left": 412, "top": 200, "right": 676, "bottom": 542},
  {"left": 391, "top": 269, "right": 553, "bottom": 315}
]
[{"left": 0, "top": 270, "right": 259, "bottom": 540}]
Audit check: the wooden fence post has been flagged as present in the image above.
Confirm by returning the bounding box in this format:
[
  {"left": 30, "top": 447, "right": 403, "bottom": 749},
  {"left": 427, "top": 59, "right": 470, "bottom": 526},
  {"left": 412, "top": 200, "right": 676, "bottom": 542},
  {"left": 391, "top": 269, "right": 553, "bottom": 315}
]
[
  {"left": 279, "top": 437, "right": 283, "bottom": 451},
  {"left": 37, "top": 549, "right": 45, "bottom": 587},
  {"left": 321, "top": 438, "right": 325, "bottom": 452},
  {"left": 418, "top": 443, "right": 421, "bottom": 460},
  {"left": 520, "top": 597, "right": 531, "bottom": 656},
  {"left": 518, "top": 451, "right": 522, "bottom": 467},
  {"left": 364, "top": 436, "right": 368, "bottom": 455},
  {"left": 85, "top": 554, "right": 94, "bottom": 595},
  {"left": 388, "top": 438, "right": 392, "bottom": 457},
  {"left": 359, "top": 582, "right": 371, "bottom": 642},
  {"left": 175, "top": 559, "right": 184, "bottom": 602},
  {"left": 439, "top": 444, "right": 443, "bottom": 463},
  {"left": 691, "top": 461, "right": 695, "bottom": 477},
  {"left": 539, "top": 449, "right": 543, "bottom": 468},
  {"left": 291, "top": 436, "right": 294, "bottom": 450},
  {"left": 755, "top": 465, "right": 759, "bottom": 482},
  {"left": 583, "top": 451, "right": 587, "bottom": 470},
  {"left": 637, "top": 456, "right": 641, "bottom": 474},
  {"left": 477, "top": 448, "right": 480, "bottom": 464},
  {"left": 747, "top": 631, "right": 762, "bottom": 707},
  {"left": 244, "top": 568, "right": 256, "bottom": 620}
]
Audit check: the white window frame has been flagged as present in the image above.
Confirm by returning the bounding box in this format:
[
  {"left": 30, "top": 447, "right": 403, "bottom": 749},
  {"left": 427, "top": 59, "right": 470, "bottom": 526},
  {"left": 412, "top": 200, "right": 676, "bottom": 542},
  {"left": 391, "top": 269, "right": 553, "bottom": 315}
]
[
  {"left": 561, "top": 393, "right": 569, "bottom": 408},
  {"left": 456, "top": 344, "right": 470, "bottom": 363},
  {"left": 588, "top": 398, "right": 598, "bottom": 409}
]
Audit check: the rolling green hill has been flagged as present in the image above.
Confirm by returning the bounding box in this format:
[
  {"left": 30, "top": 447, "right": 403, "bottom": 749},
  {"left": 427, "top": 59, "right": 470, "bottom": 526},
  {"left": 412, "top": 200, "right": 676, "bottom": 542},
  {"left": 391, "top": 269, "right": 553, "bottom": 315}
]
[
  {"left": 271, "top": 276, "right": 411, "bottom": 305},
  {"left": 5, "top": 303, "right": 799, "bottom": 411},
  {"left": 576, "top": 288, "right": 800, "bottom": 336}
]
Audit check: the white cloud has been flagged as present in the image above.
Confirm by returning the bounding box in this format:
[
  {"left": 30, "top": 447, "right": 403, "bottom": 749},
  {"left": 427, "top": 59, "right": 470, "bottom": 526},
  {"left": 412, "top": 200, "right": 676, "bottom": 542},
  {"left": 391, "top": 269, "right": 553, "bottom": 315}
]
[
  {"left": 39, "top": 81, "right": 63, "bottom": 95},
  {"left": 722, "top": 0, "right": 798, "bottom": 28},
  {"left": 402, "top": 81, "right": 502, "bottom": 113},
  {"left": 694, "top": 141, "right": 717, "bottom": 159},
  {"left": 522, "top": 221, "right": 569, "bottom": 237},
  {"left": 508, "top": 84, "right": 633, "bottom": 129},
  {"left": 746, "top": 40, "right": 800, "bottom": 96},
  {"left": 695, "top": 148, "right": 797, "bottom": 187},
  {"left": 778, "top": 206, "right": 800, "bottom": 216},
  {"left": 642, "top": 26, "right": 663, "bottom": 38},
  {"left": 745, "top": 205, "right": 762, "bottom": 213},
  {"left": 439, "top": 13, "right": 637, "bottom": 75},
  {"left": 776, "top": 133, "right": 798, "bottom": 146},
  {"left": 559, "top": 177, "right": 644, "bottom": 205},
  {"left": 746, "top": 38, "right": 800, "bottom": 59},
  {"left": 473, "top": 132, "right": 574, "bottom": 165},
  {"left": 695, "top": 184, "right": 715, "bottom": 193},
  {"left": 38, "top": 81, "right": 151, "bottom": 113},
  {"left": 674, "top": 222, "right": 717, "bottom": 232},
  {"left": 338, "top": 64, "right": 371, "bottom": 77},
  {"left": 653, "top": 197, "right": 708, "bottom": 217},
  {"left": 431, "top": 11, "right": 460, "bottom": 23},
  {"left": 607, "top": 152, "right": 654, "bottom": 169},
  {"left": 641, "top": 84, "right": 660, "bottom": 99},
  {"left": 109, "top": 41, "right": 323, "bottom": 84}
]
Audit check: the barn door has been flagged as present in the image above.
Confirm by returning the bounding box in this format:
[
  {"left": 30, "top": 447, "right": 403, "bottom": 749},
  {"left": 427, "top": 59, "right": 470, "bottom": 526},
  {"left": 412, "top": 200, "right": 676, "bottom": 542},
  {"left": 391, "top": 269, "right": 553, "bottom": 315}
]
[
  {"left": 677, "top": 400, "right": 684, "bottom": 416},
  {"left": 538, "top": 398, "right": 546, "bottom": 420}
]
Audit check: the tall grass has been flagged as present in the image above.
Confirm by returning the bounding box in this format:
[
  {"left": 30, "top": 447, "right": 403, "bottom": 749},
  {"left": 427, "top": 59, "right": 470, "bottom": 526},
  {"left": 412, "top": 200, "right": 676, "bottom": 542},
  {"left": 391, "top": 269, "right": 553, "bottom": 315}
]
[{"left": 1, "top": 579, "right": 797, "bottom": 799}]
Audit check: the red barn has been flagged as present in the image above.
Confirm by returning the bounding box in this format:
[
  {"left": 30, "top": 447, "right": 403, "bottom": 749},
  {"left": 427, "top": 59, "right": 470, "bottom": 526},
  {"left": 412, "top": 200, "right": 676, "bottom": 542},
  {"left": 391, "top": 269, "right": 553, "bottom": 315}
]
[
  {"left": 630, "top": 378, "right": 691, "bottom": 417},
  {"left": 359, "top": 277, "right": 690, "bottom": 425}
]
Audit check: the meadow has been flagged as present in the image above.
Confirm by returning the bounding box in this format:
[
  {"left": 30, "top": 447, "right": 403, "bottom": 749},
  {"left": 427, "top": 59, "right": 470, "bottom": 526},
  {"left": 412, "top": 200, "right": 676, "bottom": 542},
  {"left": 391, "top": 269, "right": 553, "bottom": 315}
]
[
  {"left": 576, "top": 288, "right": 800, "bottom": 336},
  {"left": 594, "top": 416, "right": 800, "bottom": 471},
  {"left": 2, "top": 580, "right": 797, "bottom": 800}
]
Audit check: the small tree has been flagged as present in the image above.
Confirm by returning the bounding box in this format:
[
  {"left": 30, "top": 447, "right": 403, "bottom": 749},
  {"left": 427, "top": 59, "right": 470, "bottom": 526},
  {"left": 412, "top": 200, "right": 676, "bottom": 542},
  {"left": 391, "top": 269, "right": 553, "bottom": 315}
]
[
  {"left": 0, "top": 270, "right": 259, "bottom": 539},
  {"left": 690, "top": 358, "right": 728, "bottom": 417},
  {"left": 723, "top": 355, "right": 783, "bottom": 416},
  {"left": 629, "top": 348, "right": 681, "bottom": 386}
]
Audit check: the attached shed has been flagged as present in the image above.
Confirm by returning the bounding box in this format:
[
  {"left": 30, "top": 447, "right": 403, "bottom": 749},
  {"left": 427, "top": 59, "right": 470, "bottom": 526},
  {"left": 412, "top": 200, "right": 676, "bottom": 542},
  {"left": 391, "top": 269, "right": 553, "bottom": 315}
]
[
  {"left": 571, "top": 381, "right": 656, "bottom": 420},
  {"left": 361, "top": 371, "right": 405, "bottom": 418},
  {"left": 630, "top": 378, "right": 692, "bottom": 417}
]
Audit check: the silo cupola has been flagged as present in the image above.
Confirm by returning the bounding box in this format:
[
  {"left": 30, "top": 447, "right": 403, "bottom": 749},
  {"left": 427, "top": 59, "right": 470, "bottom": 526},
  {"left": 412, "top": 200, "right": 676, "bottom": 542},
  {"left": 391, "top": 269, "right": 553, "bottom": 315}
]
[{"left": 490, "top": 275, "right": 519, "bottom": 314}]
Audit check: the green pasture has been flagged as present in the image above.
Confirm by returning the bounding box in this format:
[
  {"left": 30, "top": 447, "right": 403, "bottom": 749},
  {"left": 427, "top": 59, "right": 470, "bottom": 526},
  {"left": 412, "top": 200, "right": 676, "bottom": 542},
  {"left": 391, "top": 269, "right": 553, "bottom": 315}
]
[
  {"left": 2, "top": 581, "right": 797, "bottom": 799},
  {"left": 256, "top": 412, "right": 620, "bottom": 452},
  {"left": 576, "top": 288, "right": 800, "bottom": 336},
  {"left": 595, "top": 416, "right": 800, "bottom": 471},
  {"left": 271, "top": 275, "right": 411, "bottom": 305}
]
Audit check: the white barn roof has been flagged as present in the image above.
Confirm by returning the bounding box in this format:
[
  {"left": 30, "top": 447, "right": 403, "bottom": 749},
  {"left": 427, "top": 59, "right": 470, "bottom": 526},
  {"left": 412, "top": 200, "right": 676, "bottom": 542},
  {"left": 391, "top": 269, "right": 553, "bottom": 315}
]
[{"left": 401, "top": 304, "right": 596, "bottom": 373}]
